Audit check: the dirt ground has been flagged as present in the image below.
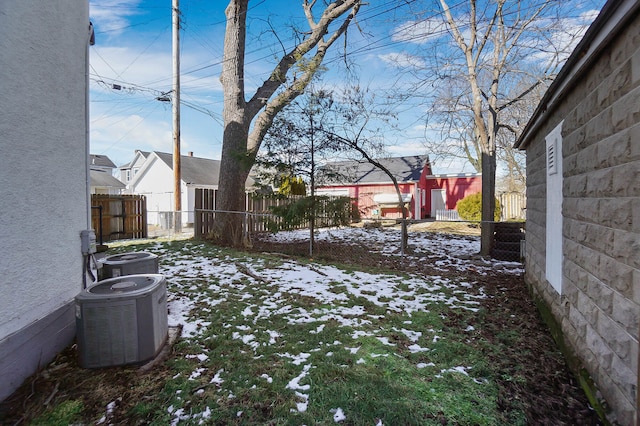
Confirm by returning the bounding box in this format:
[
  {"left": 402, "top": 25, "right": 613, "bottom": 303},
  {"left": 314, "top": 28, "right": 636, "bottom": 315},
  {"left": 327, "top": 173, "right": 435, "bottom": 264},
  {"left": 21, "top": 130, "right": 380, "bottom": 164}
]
[{"left": 0, "top": 225, "right": 602, "bottom": 425}]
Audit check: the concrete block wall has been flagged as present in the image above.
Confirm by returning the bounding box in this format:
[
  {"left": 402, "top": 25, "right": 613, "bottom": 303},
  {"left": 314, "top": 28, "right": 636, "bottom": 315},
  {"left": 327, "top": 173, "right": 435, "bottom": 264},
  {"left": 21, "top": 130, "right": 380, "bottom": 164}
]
[{"left": 523, "top": 10, "right": 639, "bottom": 425}]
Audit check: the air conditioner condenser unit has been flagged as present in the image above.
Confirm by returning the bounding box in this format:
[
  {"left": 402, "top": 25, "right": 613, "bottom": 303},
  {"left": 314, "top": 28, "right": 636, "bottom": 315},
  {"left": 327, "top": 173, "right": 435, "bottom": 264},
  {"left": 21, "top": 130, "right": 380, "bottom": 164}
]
[
  {"left": 76, "top": 274, "right": 168, "bottom": 368},
  {"left": 101, "top": 252, "right": 159, "bottom": 278}
]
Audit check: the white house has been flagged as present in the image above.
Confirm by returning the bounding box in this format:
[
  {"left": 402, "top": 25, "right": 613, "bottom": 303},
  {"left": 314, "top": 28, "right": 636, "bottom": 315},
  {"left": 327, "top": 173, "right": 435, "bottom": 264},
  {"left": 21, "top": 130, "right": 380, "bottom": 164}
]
[
  {"left": 126, "top": 151, "right": 255, "bottom": 226},
  {"left": 118, "top": 150, "right": 150, "bottom": 186},
  {"left": 90, "top": 170, "right": 126, "bottom": 195},
  {"left": 0, "top": 1, "right": 92, "bottom": 401},
  {"left": 90, "top": 154, "right": 125, "bottom": 195},
  {"left": 90, "top": 154, "right": 117, "bottom": 173}
]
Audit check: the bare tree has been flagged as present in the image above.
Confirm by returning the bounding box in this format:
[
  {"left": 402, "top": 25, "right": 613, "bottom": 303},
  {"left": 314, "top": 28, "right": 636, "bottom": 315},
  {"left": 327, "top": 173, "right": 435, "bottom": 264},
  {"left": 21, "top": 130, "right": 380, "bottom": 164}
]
[
  {"left": 318, "top": 86, "right": 411, "bottom": 253},
  {"left": 397, "top": 0, "right": 596, "bottom": 254},
  {"left": 213, "top": 0, "right": 363, "bottom": 247},
  {"left": 441, "top": 0, "right": 546, "bottom": 253},
  {"left": 257, "top": 88, "right": 341, "bottom": 256}
]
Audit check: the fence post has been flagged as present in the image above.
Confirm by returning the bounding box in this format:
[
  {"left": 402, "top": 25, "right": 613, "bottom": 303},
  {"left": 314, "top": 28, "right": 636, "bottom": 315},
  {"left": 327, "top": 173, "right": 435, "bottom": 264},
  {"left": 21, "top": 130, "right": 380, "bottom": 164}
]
[
  {"left": 194, "top": 209, "right": 200, "bottom": 238},
  {"left": 142, "top": 195, "right": 148, "bottom": 238},
  {"left": 243, "top": 211, "right": 248, "bottom": 244},
  {"left": 121, "top": 197, "right": 127, "bottom": 237},
  {"left": 97, "top": 206, "right": 103, "bottom": 245}
]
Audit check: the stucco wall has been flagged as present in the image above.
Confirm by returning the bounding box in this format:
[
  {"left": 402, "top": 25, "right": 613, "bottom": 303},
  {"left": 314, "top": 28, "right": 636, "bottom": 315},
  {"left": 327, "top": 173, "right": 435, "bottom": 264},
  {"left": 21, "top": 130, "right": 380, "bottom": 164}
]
[
  {"left": 522, "top": 8, "right": 639, "bottom": 424},
  {"left": 0, "top": 1, "right": 90, "bottom": 400}
]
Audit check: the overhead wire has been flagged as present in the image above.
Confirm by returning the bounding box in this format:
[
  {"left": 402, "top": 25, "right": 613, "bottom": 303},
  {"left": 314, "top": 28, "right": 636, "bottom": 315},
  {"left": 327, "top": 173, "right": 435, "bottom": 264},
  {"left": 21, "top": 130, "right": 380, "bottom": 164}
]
[
  {"left": 89, "top": 0, "right": 602, "bottom": 155},
  {"left": 92, "top": 0, "right": 602, "bottom": 89}
]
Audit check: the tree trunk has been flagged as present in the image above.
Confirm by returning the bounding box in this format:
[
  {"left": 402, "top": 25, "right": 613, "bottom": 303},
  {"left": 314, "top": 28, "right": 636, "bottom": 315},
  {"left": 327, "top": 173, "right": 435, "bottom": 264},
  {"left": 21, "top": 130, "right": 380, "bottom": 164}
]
[
  {"left": 480, "top": 150, "right": 496, "bottom": 255},
  {"left": 215, "top": 0, "right": 361, "bottom": 247},
  {"left": 309, "top": 121, "right": 315, "bottom": 258},
  {"left": 213, "top": 0, "right": 250, "bottom": 246},
  {"left": 392, "top": 183, "right": 409, "bottom": 255},
  {"left": 214, "top": 122, "right": 251, "bottom": 246}
]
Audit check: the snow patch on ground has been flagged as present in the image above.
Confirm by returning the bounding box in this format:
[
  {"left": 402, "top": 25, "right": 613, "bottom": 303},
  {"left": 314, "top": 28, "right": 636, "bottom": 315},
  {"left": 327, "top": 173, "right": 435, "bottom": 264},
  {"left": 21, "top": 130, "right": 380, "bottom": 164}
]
[{"left": 155, "top": 227, "right": 519, "bottom": 422}]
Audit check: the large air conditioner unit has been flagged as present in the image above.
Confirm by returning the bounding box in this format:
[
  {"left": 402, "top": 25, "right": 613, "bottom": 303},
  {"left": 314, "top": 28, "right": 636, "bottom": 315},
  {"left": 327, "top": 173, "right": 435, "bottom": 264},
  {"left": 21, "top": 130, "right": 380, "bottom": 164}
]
[
  {"left": 101, "top": 252, "right": 159, "bottom": 278},
  {"left": 76, "top": 274, "right": 168, "bottom": 368}
]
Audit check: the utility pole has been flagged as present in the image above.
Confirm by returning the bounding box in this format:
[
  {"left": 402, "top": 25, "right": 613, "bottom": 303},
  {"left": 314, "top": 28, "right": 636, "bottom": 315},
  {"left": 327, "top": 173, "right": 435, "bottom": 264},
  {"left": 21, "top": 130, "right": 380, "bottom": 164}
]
[{"left": 172, "top": 0, "right": 181, "bottom": 232}]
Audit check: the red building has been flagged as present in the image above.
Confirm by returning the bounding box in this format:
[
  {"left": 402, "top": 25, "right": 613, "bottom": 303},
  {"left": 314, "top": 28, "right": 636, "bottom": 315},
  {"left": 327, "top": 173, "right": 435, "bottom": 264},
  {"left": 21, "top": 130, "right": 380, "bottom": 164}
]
[
  {"left": 424, "top": 173, "right": 482, "bottom": 218},
  {"left": 316, "top": 156, "right": 481, "bottom": 220}
]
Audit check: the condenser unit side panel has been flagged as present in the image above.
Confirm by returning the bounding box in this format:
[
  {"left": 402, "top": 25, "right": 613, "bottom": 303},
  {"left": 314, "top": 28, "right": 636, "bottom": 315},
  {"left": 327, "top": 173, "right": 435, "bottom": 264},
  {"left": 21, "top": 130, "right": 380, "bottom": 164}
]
[
  {"left": 135, "top": 285, "right": 168, "bottom": 361},
  {"left": 153, "top": 285, "right": 169, "bottom": 350},
  {"left": 102, "top": 257, "right": 159, "bottom": 278},
  {"left": 78, "top": 299, "right": 139, "bottom": 368},
  {"left": 120, "top": 258, "right": 159, "bottom": 276}
]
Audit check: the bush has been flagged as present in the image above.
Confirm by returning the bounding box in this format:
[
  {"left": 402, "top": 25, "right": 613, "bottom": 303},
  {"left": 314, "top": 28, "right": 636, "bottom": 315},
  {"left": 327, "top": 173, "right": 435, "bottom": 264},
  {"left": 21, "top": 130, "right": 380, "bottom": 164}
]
[
  {"left": 278, "top": 176, "right": 306, "bottom": 195},
  {"left": 456, "top": 192, "right": 501, "bottom": 221},
  {"left": 266, "top": 195, "right": 353, "bottom": 232}
]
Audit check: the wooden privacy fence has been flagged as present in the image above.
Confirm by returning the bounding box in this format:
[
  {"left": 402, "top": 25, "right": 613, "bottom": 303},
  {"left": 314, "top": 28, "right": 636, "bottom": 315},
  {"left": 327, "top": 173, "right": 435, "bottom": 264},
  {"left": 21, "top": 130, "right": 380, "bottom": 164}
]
[
  {"left": 91, "top": 194, "right": 147, "bottom": 242},
  {"left": 194, "top": 188, "right": 351, "bottom": 238},
  {"left": 499, "top": 192, "right": 526, "bottom": 220}
]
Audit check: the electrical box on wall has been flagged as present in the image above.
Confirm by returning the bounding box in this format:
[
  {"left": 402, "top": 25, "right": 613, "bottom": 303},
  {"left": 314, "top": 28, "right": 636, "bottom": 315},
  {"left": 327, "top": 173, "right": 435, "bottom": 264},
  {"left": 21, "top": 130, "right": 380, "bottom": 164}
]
[{"left": 80, "top": 229, "right": 97, "bottom": 255}]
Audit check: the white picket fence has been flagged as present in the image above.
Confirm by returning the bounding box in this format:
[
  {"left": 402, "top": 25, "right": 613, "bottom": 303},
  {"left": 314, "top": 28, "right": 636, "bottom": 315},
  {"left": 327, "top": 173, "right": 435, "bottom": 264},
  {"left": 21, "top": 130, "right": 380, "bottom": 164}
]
[
  {"left": 434, "top": 192, "right": 526, "bottom": 222},
  {"left": 435, "top": 209, "right": 461, "bottom": 221}
]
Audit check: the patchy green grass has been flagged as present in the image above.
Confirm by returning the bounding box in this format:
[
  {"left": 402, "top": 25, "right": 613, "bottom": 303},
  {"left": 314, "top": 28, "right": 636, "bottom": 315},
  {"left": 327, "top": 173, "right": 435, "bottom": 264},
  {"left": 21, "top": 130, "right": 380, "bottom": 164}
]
[
  {"left": 2, "top": 232, "right": 594, "bottom": 425},
  {"left": 57, "top": 238, "right": 512, "bottom": 425},
  {"left": 31, "top": 400, "right": 83, "bottom": 426}
]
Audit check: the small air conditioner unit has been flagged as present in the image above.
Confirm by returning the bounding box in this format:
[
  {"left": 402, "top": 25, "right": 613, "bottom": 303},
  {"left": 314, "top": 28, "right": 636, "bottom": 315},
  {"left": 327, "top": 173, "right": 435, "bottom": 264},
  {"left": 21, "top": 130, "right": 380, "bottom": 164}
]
[
  {"left": 101, "top": 252, "right": 159, "bottom": 278},
  {"left": 76, "top": 274, "right": 168, "bottom": 368}
]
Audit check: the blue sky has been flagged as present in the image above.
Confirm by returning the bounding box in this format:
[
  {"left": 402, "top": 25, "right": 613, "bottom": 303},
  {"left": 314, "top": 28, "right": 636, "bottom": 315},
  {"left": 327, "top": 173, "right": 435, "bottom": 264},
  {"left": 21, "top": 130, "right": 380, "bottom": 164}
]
[{"left": 88, "top": 0, "right": 603, "bottom": 173}]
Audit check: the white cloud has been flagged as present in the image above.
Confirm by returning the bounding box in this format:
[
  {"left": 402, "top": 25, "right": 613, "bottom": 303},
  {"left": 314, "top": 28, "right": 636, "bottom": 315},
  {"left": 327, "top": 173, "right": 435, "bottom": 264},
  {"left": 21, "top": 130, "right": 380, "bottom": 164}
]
[
  {"left": 378, "top": 52, "right": 426, "bottom": 69},
  {"left": 90, "top": 0, "right": 144, "bottom": 36},
  {"left": 90, "top": 111, "right": 173, "bottom": 164},
  {"left": 90, "top": 46, "right": 172, "bottom": 89},
  {"left": 526, "top": 8, "right": 602, "bottom": 68},
  {"left": 391, "top": 18, "right": 447, "bottom": 45},
  {"left": 90, "top": 46, "right": 224, "bottom": 96},
  {"left": 387, "top": 141, "right": 428, "bottom": 158}
]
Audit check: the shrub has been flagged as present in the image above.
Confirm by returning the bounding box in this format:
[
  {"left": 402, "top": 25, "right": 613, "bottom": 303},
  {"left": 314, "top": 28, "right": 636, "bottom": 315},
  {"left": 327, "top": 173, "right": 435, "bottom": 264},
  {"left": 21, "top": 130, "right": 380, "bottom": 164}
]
[
  {"left": 266, "top": 195, "right": 353, "bottom": 232},
  {"left": 278, "top": 176, "right": 307, "bottom": 195},
  {"left": 456, "top": 192, "right": 501, "bottom": 221}
]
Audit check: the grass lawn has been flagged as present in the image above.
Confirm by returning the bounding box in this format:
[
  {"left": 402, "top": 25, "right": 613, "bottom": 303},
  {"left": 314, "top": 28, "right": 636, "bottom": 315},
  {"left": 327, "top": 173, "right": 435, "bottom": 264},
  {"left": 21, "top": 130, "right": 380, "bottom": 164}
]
[{"left": 1, "top": 226, "right": 598, "bottom": 425}]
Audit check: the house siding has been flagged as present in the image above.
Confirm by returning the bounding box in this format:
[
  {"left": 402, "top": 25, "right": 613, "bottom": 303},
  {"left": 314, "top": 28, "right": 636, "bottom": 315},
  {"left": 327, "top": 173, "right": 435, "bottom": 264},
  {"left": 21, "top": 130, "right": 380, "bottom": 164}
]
[
  {"left": 0, "top": 1, "right": 90, "bottom": 401},
  {"left": 317, "top": 171, "right": 482, "bottom": 220},
  {"left": 131, "top": 154, "right": 191, "bottom": 226},
  {"left": 522, "top": 7, "right": 639, "bottom": 424},
  {"left": 132, "top": 156, "right": 176, "bottom": 225},
  {"left": 425, "top": 175, "right": 483, "bottom": 216},
  {"left": 353, "top": 183, "right": 416, "bottom": 219}
]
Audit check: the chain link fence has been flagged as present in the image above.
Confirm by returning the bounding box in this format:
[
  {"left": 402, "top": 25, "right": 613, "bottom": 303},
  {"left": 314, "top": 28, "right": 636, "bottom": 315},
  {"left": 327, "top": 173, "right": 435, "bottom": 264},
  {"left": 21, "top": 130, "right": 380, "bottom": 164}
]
[{"left": 490, "top": 222, "right": 525, "bottom": 262}]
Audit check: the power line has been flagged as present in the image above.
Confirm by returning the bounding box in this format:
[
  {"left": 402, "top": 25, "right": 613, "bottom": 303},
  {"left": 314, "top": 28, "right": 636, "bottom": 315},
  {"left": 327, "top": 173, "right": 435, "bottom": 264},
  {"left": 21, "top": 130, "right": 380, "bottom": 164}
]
[{"left": 88, "top": 0, "right": 604, "bottom": 132}]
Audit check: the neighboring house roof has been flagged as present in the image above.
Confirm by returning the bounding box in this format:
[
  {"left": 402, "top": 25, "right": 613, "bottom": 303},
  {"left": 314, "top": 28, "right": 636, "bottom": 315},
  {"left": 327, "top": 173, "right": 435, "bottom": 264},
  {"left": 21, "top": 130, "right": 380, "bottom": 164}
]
[
  {"left": 320, "top": 155, "right": 430, "bottom": 185},
  {"left": 90, "top": 154, "right": 116, "bottom": 169},
  {"left": 154, "top": 152, "right": 223, "bottom": 186},
  {"left": 89, "top": 169, "right": 126, "bottom": 188},
  {"left": 130, "top": 151, "right": 256, "bottom": 188},
  {"left": 515, "top": 0, "right": 639, "bottom": 149},
  {"left": 119, "top": 150, "right": 150, "bottom": 169}
]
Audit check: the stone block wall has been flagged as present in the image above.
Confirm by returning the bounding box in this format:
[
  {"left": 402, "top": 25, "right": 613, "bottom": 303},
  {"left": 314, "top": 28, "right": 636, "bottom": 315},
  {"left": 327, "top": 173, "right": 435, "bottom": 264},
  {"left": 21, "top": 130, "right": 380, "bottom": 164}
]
[{"left": 523, "top": 9, "right": 639, "bottom": 425}]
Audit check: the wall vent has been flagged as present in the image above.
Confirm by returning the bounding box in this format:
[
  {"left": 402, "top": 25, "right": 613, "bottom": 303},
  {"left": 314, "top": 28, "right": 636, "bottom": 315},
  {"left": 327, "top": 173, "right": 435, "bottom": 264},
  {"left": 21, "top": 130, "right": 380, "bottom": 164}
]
[{"left": 547, "top": 139, "right": 557, "bottom": 175}]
